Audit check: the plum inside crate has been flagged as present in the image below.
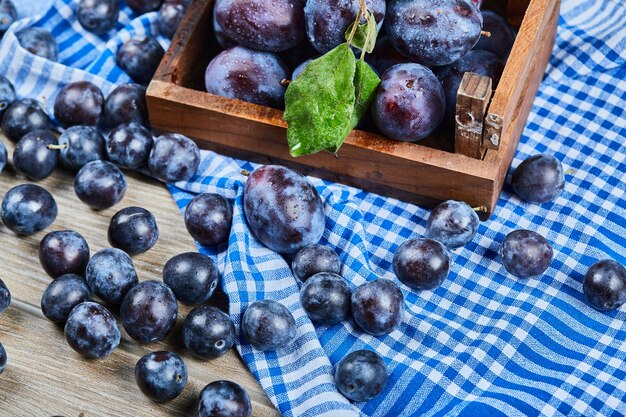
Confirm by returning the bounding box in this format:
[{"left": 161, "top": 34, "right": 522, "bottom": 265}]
[{"left": 146, "top": 0, "right": 560, "bottom": 219}]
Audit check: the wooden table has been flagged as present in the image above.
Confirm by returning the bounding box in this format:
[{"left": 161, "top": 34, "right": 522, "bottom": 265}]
[{"left": 0, "top": 139, "right": 279, "bottom": 417}]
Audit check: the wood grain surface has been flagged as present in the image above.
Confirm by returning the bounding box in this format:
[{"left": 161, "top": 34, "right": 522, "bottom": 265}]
[
  {"left": 455, "top": 72, "right": 493, "bottom": 159},
  {"left": 0, "top": 138, "right": 279, "bottom": 417}
]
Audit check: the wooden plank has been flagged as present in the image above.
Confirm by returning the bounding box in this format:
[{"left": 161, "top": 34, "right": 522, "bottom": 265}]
[
  {"left": 147, "top": 81, "right": 498, "bottom": 217},
  {"left": 0, "top": 138, "right": 279, "bottom": 417},
  {"left": 455, "top": 73, "right": 493, "bottom": 159}
]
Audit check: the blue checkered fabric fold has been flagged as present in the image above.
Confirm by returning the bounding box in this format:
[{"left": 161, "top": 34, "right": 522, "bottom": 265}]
[
  {"left": 2, "top": 0, "right": 625, "bottom": 416},
  {"left": 0, "top": 0, "right": 167, "bottom": 117}
]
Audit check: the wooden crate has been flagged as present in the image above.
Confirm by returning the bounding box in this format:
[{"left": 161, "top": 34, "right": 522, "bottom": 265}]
[{"left": 146, "top": 0, "right": 559, "bottom": 218}]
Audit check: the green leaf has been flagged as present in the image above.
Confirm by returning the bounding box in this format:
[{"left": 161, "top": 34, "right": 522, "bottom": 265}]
[
  {"left": 284, "top": 44, "right": 357, "bottom": 157},
  {"left": 336, "top": 59, "right": 380, "bottom": 150},
  {"left": 345, "top": 10, "right": 378, "bottom": 53}
]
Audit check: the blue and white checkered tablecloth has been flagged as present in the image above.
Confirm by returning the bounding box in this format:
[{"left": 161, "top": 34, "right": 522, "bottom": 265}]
[{"left": 1, "top": 0, "right": 625, "bottom": 416}]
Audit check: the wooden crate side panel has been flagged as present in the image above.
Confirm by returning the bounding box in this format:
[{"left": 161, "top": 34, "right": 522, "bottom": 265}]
[
  {"left": 147, "top": 78, "right": 498, "bottom": 175},
  {"left": 455, "top": 73, "right": 493, "bottom": 159},
  {"left": 147, "top": 84, "right": 497, "bottom": 214}
]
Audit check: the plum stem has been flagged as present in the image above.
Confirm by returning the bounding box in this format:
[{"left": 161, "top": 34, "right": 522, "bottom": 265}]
[
  {"left": 281, "top": 79, "right": 291, "bottom": 86},
  {"left": 241, "top": 169, "right": 250, "bottom": 177},
  {"left": 481, "top": 30, "right": 492, "bottom": 37},
  {"left": 47, "top": 144, "right": 68, "bottom": 150},
  {"left": 347, "top": 0, "right": 369, "bottom": 49},
  {"left": 565, "top": 168, "right": 575, "bottom": 175},
  {"left": 346, "top": 9, "right": 363, "bottom": 47},
  {"left": 472, "top": 206, "right": 488, "bottom": 213}
]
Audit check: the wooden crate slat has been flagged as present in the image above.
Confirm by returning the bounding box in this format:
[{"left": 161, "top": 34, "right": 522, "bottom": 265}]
[{"left": 455, "top": 73, "right": 493, "bottom": 159}]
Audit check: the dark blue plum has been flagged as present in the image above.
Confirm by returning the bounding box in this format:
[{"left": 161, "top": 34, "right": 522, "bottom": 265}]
[
  {"left": 289, "top": 54, "right": 381, "bottom": 82},
  {"left": 511, "top": 154, "right": 565, "bottom": 204},
  {"left": 198, "top": 380, "right": 252, "bottom": 417},
  {"left": 426, "top": 200, "right": 480, "bottom": 249},
  {"left": 500, "top": 229, "right": 553, "bottom": 278},
  {"left": 184, "top": 193, "right": 232, "bottom": 247},
  {"left": 103, "top": 83, "right": 149, "bottom": 129},
  {"left": 127, "top": 0, "right": 162, "bottom": 14},
  {"left": 39, "top": 230, "right": 90, "bottom": 278},
  {"left": 0, "top": 140, "right": 6, "bottom": 174},
  {"left": 64, "top": 301, "right": 120, "bottom": 358},
  {"left": 215, "top": 0, "right": 305, "bottom": 52},
  {"left": 12, "top": 130, "right": 58, "bottom": 180},
  {"left": 436, "top": 50, "right": 504, "bottom": 126},
  {"left": 57, "top": 126, "right": 106, "bottom": 170},
  {"left": 474, "top": 10, "right": 516, "bottom": 60},
  {"left": 335, "top": 350, "right": 387, "bottom": 402},
  {"left": 243, "top": 165, "right": 325, "bottom": 254},
  {"left": 77, "top": 0, "right": 120, "bottom": 35},
  {"left": 242, "top": 300, "right": 296, "bottom": 351},
  {"left": 16, "top": 27, "right": 58, "bottom": 61},
  {"left": 0, "top": 0, "right": 16, "bottom": 35},
  {"left": 386, "top": 0, "right": 482, "bottom": 66},
  {"left": 74, "top": 160, "right": 127, "bottom": 210},
  {"left": 351, "top": 279, "right": 404, "bottom": 336},
  {"left": 291, "top": 58, "right": 314, "bottom": 80},
  {"left": 116, "top": 37, "right": 165, "bottom": 84},
  {"left": 292, "top": 244, "right": 341, "bottom": 282},
  {"left": 1, "top": 98, "right": 51, "bottom": 143},
  {"left": 304, "top": 0, "right": 386, "bottom": 53},
  {"left": 54, "top": 82, "right": 104, "bottom": 128},
  {"left": 148, "top": 133, "right": 200, "bottom": 183},
  {"left": 135, "top": 351, "right": 188, "bottom": 402},
  {"left": 393, "top": 238, "right": 450, "bottom": 290},
  {"left": 163, "top": 252, "right": 219, "bottom": 305},
  {"left": 0, "top": 75, "right": 16, "bottom": 117},
  {"left": 300, "top": 272, "right": 350, "bottom": 325},
  {"left": 583, "top": 260, "right": 626, "bottom": 311},
  {"left": 279, "top": 38, "right": 319, "bottom": 73},
  {"left": 158, "top": 0, "right": 189, "bottom": 39},
  {"left": 1, "top": 184, "right": 58, "bottom": 236},
  {"left": 120, "top": 281, "right": 178, "bottom": 344},
  {"left": 182, "top": 306, "right": 235, "bottom": 360},
  {"left": 108, "top": 206, "right": 159, "bottom": 255},
  {"left": 86, "top": 248, "right": 138, "bottom": 305},
  {"left": 372, "top": 64, "right": 445, "bottom": 142},
  {"left": 0, "top": 278, "right": 10, "bottom": 314},
  {"left": 106, "top": 122, "right": 154, "bottom": 169},
  {"left": 212, "top": 5, "right": 237, "bottom": 49},
  {"left": 41, "top": 274, "right": 91, "bottom": 324},
  {"left": 366, "top": 36, "right": 411, "bottom": 75},
  {"left": 205, "top": 46, "right": 289, "bottom": 109},
  {"left": 0, "top": 342, "right": 6, "bottom": 375}
]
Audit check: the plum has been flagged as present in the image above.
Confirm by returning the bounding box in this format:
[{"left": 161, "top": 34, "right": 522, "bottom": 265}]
[{"left": 243, "top": 165, "right": 325, "bottom": 254}]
